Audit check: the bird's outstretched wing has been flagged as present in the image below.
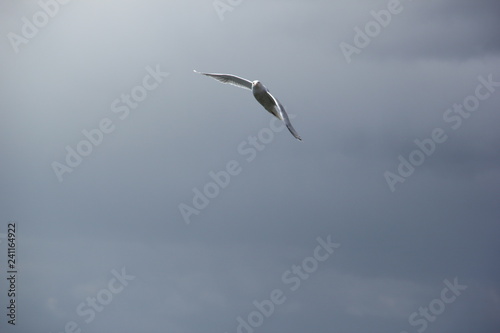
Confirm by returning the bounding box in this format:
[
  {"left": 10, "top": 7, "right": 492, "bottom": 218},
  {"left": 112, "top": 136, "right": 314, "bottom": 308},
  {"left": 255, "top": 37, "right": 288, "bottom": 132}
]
[
  {"left": 269, "top": 94, "right": 302, "bottom": 141},
  {"left": 193, "top": 70, "right": 253, "bottom": 90}
]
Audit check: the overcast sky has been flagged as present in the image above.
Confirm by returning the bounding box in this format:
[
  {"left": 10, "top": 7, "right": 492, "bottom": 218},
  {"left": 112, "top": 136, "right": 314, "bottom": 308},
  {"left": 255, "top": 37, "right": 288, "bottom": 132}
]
[{"left": 1, "top": 0, "right": 499, "bottom": 332}]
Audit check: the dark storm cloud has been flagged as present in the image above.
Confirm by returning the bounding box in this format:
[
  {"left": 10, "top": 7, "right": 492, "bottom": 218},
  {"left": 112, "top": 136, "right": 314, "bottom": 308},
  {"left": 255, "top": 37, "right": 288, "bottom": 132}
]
[
  {"left": 338, "top": 0, "right": 500, "bottom": 61},
  {"left": 400, "top": 0, "right": 500, "bottom": 59},
  {"left": 1, "top": 1, "right": 499, "bottom": 333}
]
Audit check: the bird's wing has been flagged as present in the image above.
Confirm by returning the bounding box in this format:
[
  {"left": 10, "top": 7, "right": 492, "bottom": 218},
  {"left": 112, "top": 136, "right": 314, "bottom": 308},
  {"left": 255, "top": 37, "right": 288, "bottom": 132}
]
[
  {"left": 193, "top": 70, "right": 253, "bottom": 90},
  {"left": 268, "top": 93, "right": 302, "bottom": 141}
]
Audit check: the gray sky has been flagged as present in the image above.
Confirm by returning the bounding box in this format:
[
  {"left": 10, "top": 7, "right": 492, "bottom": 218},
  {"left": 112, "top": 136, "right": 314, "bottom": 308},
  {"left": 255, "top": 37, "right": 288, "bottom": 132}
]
[{"left": 1, "top": 0, "right": 499, "bottom": 332}]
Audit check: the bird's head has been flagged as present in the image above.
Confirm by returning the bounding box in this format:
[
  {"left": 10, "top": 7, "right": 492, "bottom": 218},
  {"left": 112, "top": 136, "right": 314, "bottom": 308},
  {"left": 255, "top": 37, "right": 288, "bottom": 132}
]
[{"left": 252, "top": 80, "right": 264, "bottom": 91}]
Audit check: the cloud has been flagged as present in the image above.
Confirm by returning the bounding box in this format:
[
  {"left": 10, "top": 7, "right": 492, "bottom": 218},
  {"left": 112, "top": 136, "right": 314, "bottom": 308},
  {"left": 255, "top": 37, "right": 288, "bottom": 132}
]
[{"left": 1, "top": 1, "right": 499, "bottom": 333}]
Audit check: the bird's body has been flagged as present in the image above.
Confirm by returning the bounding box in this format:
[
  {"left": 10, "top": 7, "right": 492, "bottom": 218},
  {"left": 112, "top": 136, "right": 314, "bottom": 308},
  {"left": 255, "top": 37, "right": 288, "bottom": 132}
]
[
  {"left": 251, "top": 81, "right": 281, "bottom": 120},
  {"left": 194, "top": 70, "right": 302, "bottom": 141}
]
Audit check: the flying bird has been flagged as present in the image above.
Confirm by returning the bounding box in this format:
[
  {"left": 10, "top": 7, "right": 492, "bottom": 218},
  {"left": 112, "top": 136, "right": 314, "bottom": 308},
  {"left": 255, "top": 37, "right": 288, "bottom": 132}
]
[{"left": 194, "top": 70, "right": 302, "bottom": 141}]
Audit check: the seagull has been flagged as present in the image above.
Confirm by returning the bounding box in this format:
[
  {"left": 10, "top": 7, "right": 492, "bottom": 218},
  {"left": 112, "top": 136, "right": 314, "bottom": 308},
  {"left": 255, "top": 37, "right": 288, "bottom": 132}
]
[{"left": 194, "top": 70, "right": 302, "bottom": 141}]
